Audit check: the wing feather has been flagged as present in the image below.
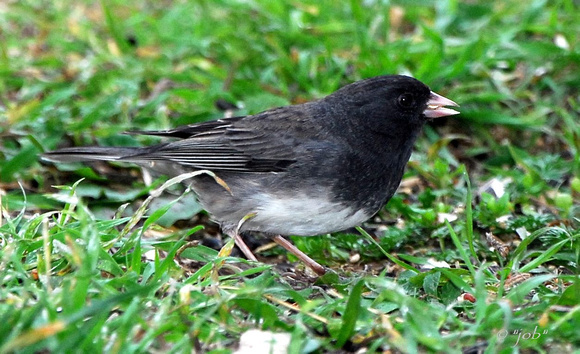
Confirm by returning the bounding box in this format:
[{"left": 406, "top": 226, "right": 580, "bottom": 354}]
[{"left": 121, "top": 107, "right": 316, "bottom": 172}]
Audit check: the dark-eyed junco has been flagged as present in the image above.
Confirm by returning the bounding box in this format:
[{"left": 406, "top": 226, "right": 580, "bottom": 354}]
[{"left": 43, "top": 75, "right": 459, "bottom": 275}]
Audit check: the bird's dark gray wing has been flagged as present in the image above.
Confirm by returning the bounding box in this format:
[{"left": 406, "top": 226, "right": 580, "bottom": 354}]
[
  {"left": 123, "top": 106, "right": 318, "bottom": 172},
  {"left": 126, "top": 116, "right": 246, "bottom": 139}
]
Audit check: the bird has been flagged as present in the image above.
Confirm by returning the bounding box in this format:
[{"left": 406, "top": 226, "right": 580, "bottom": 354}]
[{"left": 43, "top": 75, "right": 459, "bottom": 275}]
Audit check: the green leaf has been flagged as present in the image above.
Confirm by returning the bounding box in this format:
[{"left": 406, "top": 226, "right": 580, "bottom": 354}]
[
  {"left": 557, "top": 280, "right": 580, "bottom": 306},
  {"left": 439, "top": 268, "right": 473, "bottom": 293},
  {"left": 232, "top": 298, "right": 280, "bottom": 328},
  {"left": 423, "top": 271, "right": 441, "bottom": 297}
]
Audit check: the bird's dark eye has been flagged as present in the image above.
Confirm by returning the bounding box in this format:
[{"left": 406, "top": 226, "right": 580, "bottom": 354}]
[{"left": 397, "top": 93, "right": 414, "bottom": 108}]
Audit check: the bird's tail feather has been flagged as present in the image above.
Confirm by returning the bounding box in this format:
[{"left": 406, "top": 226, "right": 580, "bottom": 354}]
[{"left": 42, "top": 147, "right": 142, "bottom": 163}]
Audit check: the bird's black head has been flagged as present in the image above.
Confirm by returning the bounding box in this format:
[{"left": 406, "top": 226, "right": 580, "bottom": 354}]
[{"left": 326, "top": 75, "right": 458, "bottom": 136}]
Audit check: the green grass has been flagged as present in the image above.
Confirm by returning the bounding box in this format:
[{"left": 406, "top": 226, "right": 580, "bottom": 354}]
[{"left": 1, "top": 0, "right": 579, "bottom": 353}]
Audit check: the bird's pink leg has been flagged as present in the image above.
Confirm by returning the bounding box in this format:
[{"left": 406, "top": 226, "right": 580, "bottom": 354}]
[
  {"left": 272, "top": 235, "right": 326, "bottom": 275},
  {"left": 232, "top": 232, "right": 258, "bottom": 261}
]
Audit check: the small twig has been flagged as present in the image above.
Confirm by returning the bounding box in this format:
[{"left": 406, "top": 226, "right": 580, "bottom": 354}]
[{"left": 263, "top": 294, "right": 329, "bottom": 324}]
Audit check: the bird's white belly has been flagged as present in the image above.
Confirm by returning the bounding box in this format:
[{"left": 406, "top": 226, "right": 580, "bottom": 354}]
[{"left": 242, "top": 192, "right": 372, "bottom": 236}]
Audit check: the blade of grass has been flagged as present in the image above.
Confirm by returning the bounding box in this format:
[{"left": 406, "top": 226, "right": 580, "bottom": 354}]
[
  {"left": 336, "top": 279, "right": 364, "bottom": 348},
  {"left": 99, "top": 0, "right": 129, "bottom": 54},
  {"left": 462, "top": 167, "right": 478, "bottom": 263},
  {"left": 506, "top": 274, "right": 556, "bottom": 304},
  {"left": 357, "top": 227, "right": 419, "bottom": 273},
  {"left": 445, "top": 220, "right": 476, "bottom": 276},
  {"left": 519, "top": 238, "right": 569, "bottom": 273}
]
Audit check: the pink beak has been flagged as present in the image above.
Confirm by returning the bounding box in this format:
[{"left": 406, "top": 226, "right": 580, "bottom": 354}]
[{"left": 423, "top": 92, "right": 460, "bottom": 118}]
